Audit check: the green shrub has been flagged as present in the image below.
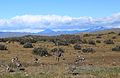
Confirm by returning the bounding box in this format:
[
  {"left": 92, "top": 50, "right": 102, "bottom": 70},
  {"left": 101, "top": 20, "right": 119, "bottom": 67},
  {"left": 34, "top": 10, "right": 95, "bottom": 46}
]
[
  {"left": 74, "top": 44, "right": 81, "bottom": 50},
  {"left": 96, "top": 40, "right": 101, "bottom": 43},
  {"left": 104, "top": 39, "right": 114, "bottom": 44},
  {"left": 82, "top": 48, "right": 95, "bottom": 53},
  {"left": 51, "top": 48, "right": 64, "bottom": 53},
  {"left": 32, "top": 47, "right": 50, "bottom": 57},
  {"left": 112, "top": 45, "right": 120, "bottom": 51},
  {"left": 23, "top": 42, "right": 33, "bottom": 48}
]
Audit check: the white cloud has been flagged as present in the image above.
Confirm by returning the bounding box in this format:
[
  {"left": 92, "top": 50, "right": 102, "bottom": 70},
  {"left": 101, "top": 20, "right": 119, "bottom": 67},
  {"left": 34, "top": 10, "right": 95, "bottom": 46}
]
[{"left": 0, "top": 13, "right": 120, "bottom": 33}]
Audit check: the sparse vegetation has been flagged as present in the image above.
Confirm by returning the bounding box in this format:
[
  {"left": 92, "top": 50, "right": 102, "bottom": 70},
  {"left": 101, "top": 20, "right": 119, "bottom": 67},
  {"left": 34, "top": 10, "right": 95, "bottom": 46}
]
[{"left": 0, "top": 30, "right": 120, "bottom": 78}]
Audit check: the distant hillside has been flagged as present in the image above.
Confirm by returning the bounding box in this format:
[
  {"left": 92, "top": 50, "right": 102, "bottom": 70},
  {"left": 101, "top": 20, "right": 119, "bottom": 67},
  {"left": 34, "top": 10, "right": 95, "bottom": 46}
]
[
  {"left": 92, "top": 28, "right": 120, "bottom": 34},
  {"left": 0, "top": 27, "right": 119, "bottom": 38},
  {"left": 0, "top": 32, "right": 31, "bottom": 38}
]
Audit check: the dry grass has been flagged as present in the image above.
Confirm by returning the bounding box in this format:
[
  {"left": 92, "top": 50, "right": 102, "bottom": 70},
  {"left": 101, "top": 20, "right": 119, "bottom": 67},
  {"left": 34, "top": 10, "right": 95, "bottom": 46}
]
[{"left": 0, "top": 33, "right": 120, "bottom": 78}]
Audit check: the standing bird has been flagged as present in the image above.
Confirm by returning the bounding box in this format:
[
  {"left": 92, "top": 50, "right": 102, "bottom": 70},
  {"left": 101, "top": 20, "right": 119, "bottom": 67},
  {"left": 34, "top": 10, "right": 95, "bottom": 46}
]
[{"left": 53, "top": 51, "right": 64, "bottom": 62}]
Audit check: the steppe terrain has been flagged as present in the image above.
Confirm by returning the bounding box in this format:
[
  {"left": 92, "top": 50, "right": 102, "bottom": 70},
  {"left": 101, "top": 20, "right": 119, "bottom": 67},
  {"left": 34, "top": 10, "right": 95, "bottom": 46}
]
[{"left": 0, "top": 31, "right": 120, "bottom": 78}]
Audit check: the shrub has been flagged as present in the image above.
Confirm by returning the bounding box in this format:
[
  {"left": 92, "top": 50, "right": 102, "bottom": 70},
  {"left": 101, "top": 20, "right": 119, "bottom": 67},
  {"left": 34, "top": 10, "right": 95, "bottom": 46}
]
[
  {"left": 32, "top": 47, "right": 49, "bottom": 57},
  {"left": 118, "top": 33, "right": 120, "bottom": 36},
  {"left": 96, "top": 36, "right": 102, "bottom": 38},
  {"left": 112, "top": 45, "right": 120, "bottom": 51},
  {"left": 112, "top": 36, "right": 116, "bottom": 39},
  {"left": 51, "top": 48, "right": 64, "bottom": 53},
  {"left": 82, "top": 48, "right": 95, "bottom": 53},
  {"left": 0, "top": 44, "right": 7, "bottom": 50},
  {"left": 74, "top": 44, "right": 81, "bottom": 50},
  {"left": 88, "top": 40, "right": 96, "bottom": 45},
  {"left": 23, "top": 42, "right": 33, "bottom": 48},
  {"left": 96, "top": 40, "right": 101, "bottom": 43},
  {"left": 108, "top": 32, "right": 116, "bottom": 34},
  {"left": 83, "top": 34, "right": 90, "bottom": 37},
  {"left": 58, "top": 41, "right": 69, "bottom": 46},
  {"left": 104, "top": 39, "right": 114, "bottom": 44}
]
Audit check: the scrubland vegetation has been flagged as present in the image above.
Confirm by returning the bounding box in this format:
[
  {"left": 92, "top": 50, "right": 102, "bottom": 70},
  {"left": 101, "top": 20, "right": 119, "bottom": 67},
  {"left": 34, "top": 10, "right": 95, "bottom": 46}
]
[{"left": 0, "top": 31, "right": 120, "bottom": 78}]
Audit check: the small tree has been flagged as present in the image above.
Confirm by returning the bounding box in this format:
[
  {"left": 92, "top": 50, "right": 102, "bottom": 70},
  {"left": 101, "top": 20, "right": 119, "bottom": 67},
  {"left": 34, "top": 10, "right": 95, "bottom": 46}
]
[
  {"left": 32, "top": 47, "right": 49, "bottom": 57},
  {"left": 0, "top": 44, "right": 7, "bottom": 50},
  {"left": 23, "top": 42, "right": 33, "bottom": 48}
]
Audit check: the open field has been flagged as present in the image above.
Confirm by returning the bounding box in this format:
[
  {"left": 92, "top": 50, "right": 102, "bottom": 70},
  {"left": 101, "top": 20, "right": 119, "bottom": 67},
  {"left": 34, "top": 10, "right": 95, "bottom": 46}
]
[{"left": 0, "top": 31, "right": 120, "bottom": 78}]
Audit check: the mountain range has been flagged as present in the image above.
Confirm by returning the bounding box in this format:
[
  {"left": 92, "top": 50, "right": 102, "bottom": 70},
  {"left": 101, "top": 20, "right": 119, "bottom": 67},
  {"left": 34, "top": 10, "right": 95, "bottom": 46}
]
[{"left": 0, "top": 26, "right": 111, "bottom": 38}]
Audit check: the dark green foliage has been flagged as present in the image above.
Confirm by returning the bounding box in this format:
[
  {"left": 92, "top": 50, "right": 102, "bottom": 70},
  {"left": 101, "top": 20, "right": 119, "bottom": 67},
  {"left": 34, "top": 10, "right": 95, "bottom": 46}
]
[
  {"left": 104, "top": 39, "right": 114, "bottom": 44},
  {"left": 112, "top": 45, "right": 120, "bottom": 51},
  {"left": 32, "top": 47, "right": 50, "bottom": 56},
  {"left": 23, "top": 42, "right": 33, "bottom": 48},
  {"left": 108, "top": 32, "right": 116, "bottom": 34},
  {"left": 51, "top": 48, "right": 64, "bottom": 53},
  {"left": 96, "top": 40, "right": 101, "bottom": 43},
  {"left": 74, "top": 44, "right": 81, "bottom": 50},
  {"left": 82, "top": 48, "right": 95, "bottom": 53},
  {"left": 0, "top": 44, "right": 7, "bottom": 50}
]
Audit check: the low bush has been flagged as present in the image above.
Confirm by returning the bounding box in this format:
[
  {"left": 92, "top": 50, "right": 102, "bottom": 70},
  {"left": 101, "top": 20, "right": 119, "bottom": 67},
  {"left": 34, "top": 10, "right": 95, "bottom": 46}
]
[
  {"left": 96, "top": 40, "right": 101, "bottom": 43},
  {"left": 82, "top": 48, "right": 95, "bottom": 53},
  {"left": 23, "top": 42, "right": 33, "bottom": 48},
  {"left": 104, "top": 39, "right": 114, "bottom": 44},
  {"left": 112, "top": 45, "right": 120, "bottom": 51},
  {"left": 32, "top": 47, "right": 50, "bottom": 57},
  {"left": 74, "top": 44, "right": 81, "bottom": 50},
  {"left": 88, "top": 40, "right": 96, "bottom": 45},
  {"left": 51, "top": 48, "right": 64, "bottom": 53},
  {"left": 0, "top": 44, "right": 7, "bottom": 50},
  {"left": 118, "top": 33, "right": 120, "bottom": 36}
]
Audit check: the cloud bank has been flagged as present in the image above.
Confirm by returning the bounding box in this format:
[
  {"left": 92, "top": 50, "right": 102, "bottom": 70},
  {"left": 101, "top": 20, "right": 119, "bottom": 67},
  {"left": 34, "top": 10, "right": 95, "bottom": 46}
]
[{"left": 0, "top": 13, "right": 120, "bottom": 33}]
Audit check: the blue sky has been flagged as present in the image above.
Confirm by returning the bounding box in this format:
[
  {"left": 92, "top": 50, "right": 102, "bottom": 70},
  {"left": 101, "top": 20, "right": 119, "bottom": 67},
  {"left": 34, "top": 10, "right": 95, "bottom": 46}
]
[
  {"left": 0, "top": 0, "right": 120, "bottom": 32},
  {"left": 0, "top": 0, "right": 120, "bottom": 18}
]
